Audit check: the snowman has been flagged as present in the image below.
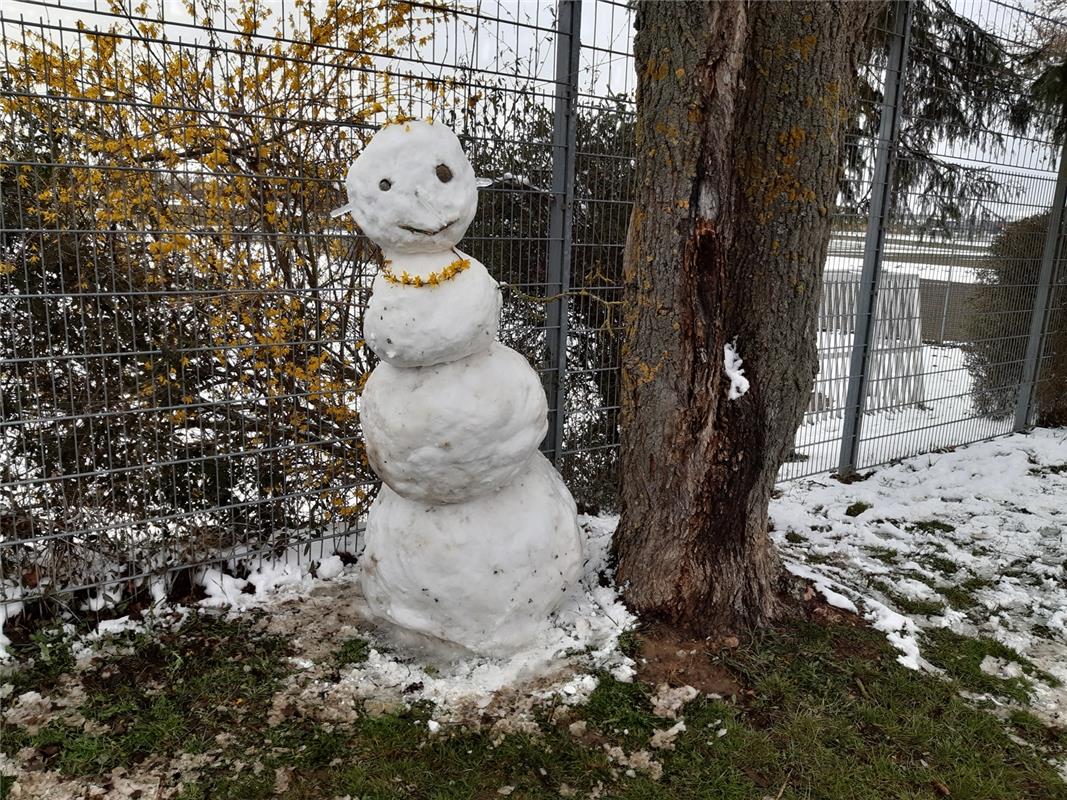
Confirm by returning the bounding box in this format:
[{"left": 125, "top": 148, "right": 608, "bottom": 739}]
[{"left": 334, "top": 120, "right": 584, "bottom": 657}]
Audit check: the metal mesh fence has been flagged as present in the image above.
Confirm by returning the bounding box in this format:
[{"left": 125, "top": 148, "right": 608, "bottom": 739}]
[
  {"left": 784, "top": 0, "right": 1067, "bottom": 479},
  {"left": 1, "top": 0, "right": 1064, "bottom": 612},
  {"left": 1041, "top": 247, "right": 1067, "bottom": 425},
  {"left": 0, "top": 0, "right": 593, "bottom": 611}
]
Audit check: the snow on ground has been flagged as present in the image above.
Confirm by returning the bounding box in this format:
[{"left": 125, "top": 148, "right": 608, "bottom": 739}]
[
  {"left": 5, "top": 426, "right": 1065, "bottom": 744},
  {"left": 2, "top": 514, "right": 633, "bottom": 721},
  {"left": 827, "top": 234, "right": 986, "bottom": 284},
  {"left": 824, "top": 254, "right": 983, "bottom": 284},
  {"left": 0, "top": 585, "right": 22, "bottom": 663},
  {"left": 771, "top": 427, "right": 1067, "bottom": 724},
  {"left": 4, "top": 429, "right": 1067, "bottom": 796},
  {"left": 1, "top": 517, "right": 636, "bottom": 796},
  {"left": 255, "top": 513, "right": 634, "bottom": 727}
]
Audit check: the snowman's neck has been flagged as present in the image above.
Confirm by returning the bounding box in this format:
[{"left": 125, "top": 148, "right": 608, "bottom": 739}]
[{"left": 380, "top": 248, "right": 465, "bottom": 279}]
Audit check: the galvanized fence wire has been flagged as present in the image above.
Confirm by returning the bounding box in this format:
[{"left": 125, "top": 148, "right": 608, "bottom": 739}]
[
  {"left": 0, "top": 0, "right": 587, "bottom": 611},
  {"left": 0, "top": 0, "right": 1065, "bottom": 612},
  {"left": 786, "top": 0, "right": 1067, "bottom": 480}
]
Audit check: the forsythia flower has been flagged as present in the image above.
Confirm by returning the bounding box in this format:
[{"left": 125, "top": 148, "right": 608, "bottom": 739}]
[{"left": 380, "top": 257, "right": 471, "bottom": 288}]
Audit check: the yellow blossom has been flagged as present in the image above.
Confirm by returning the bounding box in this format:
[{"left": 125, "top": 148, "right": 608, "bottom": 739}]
[{"left": 380, "top": 257, "right": 471, "bottom": 288}]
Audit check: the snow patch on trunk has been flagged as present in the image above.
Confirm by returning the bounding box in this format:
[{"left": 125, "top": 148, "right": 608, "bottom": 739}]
[{"left": 723, "top": 340, "right": 749, "bottom": 400}]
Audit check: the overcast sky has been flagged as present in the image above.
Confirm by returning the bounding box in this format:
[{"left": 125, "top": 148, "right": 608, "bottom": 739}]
[{"left": 3, "top": 0, "right": 1060, "bottom": 218}]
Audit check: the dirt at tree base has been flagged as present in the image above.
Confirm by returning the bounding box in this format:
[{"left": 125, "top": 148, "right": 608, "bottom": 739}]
[{"left": 632, "top": 628, "right": 742, "bottom": 698}]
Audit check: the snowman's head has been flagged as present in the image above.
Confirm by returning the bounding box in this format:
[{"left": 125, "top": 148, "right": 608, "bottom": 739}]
[{"left": 336, "top": 120, "right": 477, "bottom": 254}]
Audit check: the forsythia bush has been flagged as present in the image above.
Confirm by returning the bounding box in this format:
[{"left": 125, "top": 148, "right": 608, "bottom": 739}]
[{"left": 0, "top": 0, "right": 451, "bottom": 578}]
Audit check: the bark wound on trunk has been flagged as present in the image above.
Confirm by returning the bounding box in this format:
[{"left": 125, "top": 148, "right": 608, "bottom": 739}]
[{"left": 615, "top": 1, "right": 878, "bottom": 633}]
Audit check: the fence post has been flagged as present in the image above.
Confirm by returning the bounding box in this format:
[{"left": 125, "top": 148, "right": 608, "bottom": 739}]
[
  {"left": 837, "top": 0, "right": 913, "bottom": 475},
  {"left": 1012, "top": 139, "right": 1067, "bottom": 431},
  {"left": 543, "top": 0, "right": 582, "bottom": 464}
]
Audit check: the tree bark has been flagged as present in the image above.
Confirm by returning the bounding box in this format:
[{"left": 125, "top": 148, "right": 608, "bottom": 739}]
[{"left": 614, "top": 1, "right": 879, "bottom": 633}]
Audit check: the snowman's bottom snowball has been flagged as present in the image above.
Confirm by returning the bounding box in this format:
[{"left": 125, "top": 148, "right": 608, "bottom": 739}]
[{"left": 359, "top": 452, "right": 584, "bottom": 657}]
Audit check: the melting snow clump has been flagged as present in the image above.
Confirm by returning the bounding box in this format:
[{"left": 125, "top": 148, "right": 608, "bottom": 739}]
[{"left": 723, "top": 339, "right": 749, "bottom": 400}]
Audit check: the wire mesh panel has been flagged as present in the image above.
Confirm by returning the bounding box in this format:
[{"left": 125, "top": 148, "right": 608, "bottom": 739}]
[
  {"left": 1038, "top": 239, "right": 1067, "bottom": 425},
  {"left": 785, "top": 0, "right": 1067, "bottom": 479},
  {"left": 782, "top": 2, "right": 897, "bottom": 480},
  {"left": 557, "top": 0, "right": 633, "bottom": 511},
  {"left": 853, "top": 0, "right": 1066, "bottom": 471},
  {"left": 0, "top": 0, "right": 578, "bottom": 611}
]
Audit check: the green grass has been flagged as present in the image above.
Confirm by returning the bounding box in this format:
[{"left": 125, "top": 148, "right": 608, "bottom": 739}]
[
  {"left": 920, "top": 554, "right": 961, "bottom": 577},
  {"left": 844, "top": 501, "right": 872, "bottom": 517},
  {"left": 335, "top": 636, "right": 372, "bottom": 666},
  {"left": 940, "top": 585, "right": 979, "bottom": 610},
  {"left": 961, "top": 576, "right": 995, "bottom": 592},
  {"left": 908, "top": 520, "right": 957, "bottom": 534},
  {"left": 888, "top": 594, "right": 945, "bottom": 617},
  {"left": 804, "top": 552, "right": 836, "bottom": 566},
  {"left": 1029, "top": 463, "right": 1067, "bottom": 477},
  {"left": 3, "top": 617, "right": 1066, "bottom": 799},
  {"left": 865, "top": 546, "right": 900, "bottom": 565},
  {"left": 5, "top": 624, "right": 77, "bottom": 697},
  {"left": 921, "top": 629, "right": 1059, "bottom": 705},
  {"left": 2, "top": 613, "right": 290, "bottom": 779},
  {"left": 869, "top": 579, "right": 945, "bottom": 617},
  {"left": 939, "top": 576, "right": 994, "bottom": 611},
  {"left": 617, "top": 630, "right": 640, "bottom": 659},
  {"left": 1009, "top": 709, "right": 1067, "bottom": 750}
]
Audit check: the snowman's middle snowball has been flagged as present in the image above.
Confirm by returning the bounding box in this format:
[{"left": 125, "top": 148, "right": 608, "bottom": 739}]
[
  {"left": 363, "top": 251, "right": 500, "bottom": 368},
  {"left": 361, "top": 341, "right": 547, "bottom": 504}
]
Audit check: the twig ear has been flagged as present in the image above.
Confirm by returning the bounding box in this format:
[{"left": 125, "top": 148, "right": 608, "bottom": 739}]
[{"left": 330, "top": 202, "right": 356, "bottom": 219}]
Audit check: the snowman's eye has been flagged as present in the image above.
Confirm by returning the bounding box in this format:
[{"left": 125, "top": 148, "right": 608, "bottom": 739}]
[
  {"left": 435, "top": 164, "right": 453, "bottom": 183},
  {"left": 379, "top": 179, "right": 392, "bottom": 191}
]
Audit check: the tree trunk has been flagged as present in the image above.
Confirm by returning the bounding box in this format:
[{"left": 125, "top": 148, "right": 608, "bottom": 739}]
[{"left": 614, "top": 1, "right": 879, "bottom": 633}]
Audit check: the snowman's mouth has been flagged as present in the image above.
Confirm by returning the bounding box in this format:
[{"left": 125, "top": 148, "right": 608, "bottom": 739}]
[{"left": 399, "top": 220, "right": 456, "bottom": 236}]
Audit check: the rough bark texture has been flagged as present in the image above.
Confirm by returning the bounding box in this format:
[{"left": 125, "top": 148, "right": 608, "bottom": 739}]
[{"left": 615, "top": 1, "right": 879, "bottom": 633}]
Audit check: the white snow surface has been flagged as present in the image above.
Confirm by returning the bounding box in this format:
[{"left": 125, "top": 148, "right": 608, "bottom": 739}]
[
  {"left": 0, "top": 584, "right": 23, "bottom": 662},
  {"left": 363, "top": 250, "right": 501, "bottom": 368},
  {"left": 723, "top": 340, "right": 749, "bottom": 400},
  {"left": 6, "top": 428, "right": 1066, "bottom": 737},
  {"left": 771, "top": 427, "right": 1067, "bottom": 722},
  {"left": 360, "top": 452, "right": 585, "bottom": 656},
  {"left": 786, "top": 340, "right": 1014, "bottom": 480},
  {"left": 3, "top": 516, "right": 630, "bottom": 721},
  {"left": 360, "top": 341, "right": 549, "bottom": 504}
]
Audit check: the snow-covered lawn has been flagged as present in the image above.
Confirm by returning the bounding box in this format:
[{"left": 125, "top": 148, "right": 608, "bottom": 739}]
[
  {"left": 772, "top": 427, "right": 1067, "bottom": 725},
  {"left": 5, "top": 429, "right": 1063, "bottom": 724},
  {"left": 2, "top": 515, "right": 636, "bottom": 718}
]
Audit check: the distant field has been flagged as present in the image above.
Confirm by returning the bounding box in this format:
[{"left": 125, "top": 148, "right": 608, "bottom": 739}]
[{"left": 828, "top": 232, "right": 992, "bottom": 271}]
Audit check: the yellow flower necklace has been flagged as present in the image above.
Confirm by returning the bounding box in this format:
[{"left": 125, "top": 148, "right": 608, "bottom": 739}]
[{"left": 381, "top": 256, "right": 471, "bottom": 288}]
